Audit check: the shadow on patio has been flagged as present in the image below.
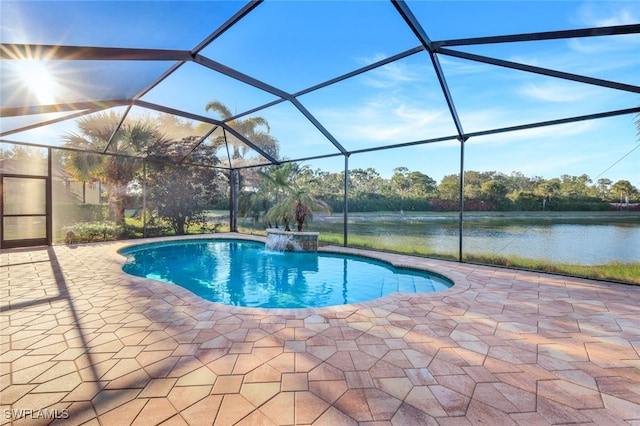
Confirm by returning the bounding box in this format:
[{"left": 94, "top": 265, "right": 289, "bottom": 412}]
[{"left": 1, "top": 240, "right": 640, "bottom": 425}]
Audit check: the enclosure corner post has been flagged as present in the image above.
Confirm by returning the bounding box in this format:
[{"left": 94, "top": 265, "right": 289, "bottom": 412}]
[
  {"left": 142, "top": 160, "right": 147, "bottom": 238},
  {"left": 47, "top": 147, "right": 53, "bottom": 246},
  {"left": 458, "top": 136, "right": 467, "bottom": 262},
  {"left": 343, "top": 154, "right": 350, "bottom": 247},
  {"left": 230, "top": 168, "right": 239, "bottom": 233}
]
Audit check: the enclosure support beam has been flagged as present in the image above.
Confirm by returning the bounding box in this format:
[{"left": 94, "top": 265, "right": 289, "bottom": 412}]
[
  {"left": 291, "top": 99, "right": 348, "bottom": 156},
  {"left": 343, "top": 155, "right": 350, "bottom": 247},
  {"left": 438, "top": 48, "right": 640, "bottom": 94},
  {"left": 135, "top": 99, "right": 280, "bottom": 165},
  {"left": 47, "top": 148, "right": 53, "bottom": 246},
  {"left": 0, "top": 109, "right": 101, "bottom": 138},
  {"left": 191, "top": 1, "right": 263, "bottom": 55},
  {"left": 433, "top": 23, "right": 640, "bottom": 48},
  {"left": 0, "top": 44, "right": 193, "bottom": 61},
  {"left": 229, "top": 169, "right": 239, "bottom": 233},
  {"left": 458, "top": 137, "right": 467, "bottom": 263},
  {"left": 133, "top": 1, "right": 262, "bottom": 102},
  {"left": 0, "top": 99, "right": 130, "bottom": 118},
  {"left": 143, "top": 161, "right": 147, "bottom": 238},
  {"left": 178, "top": 125, "right": 221, "bottom": 165},
  {"left": 391, "top": 0, "right": 465, "bottom": 139},
  {"left": 103, "top": 103, "right": 133, "bottom": 154}
]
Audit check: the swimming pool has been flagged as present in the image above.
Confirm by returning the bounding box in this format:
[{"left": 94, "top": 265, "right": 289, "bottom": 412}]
[{"left": 119, "top": 239, "right": 453, "bottom": 309}]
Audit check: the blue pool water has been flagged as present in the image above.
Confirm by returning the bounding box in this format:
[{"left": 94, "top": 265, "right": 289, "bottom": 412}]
[{"left": 119, "top": 239, "right": 453, "bottom": 309}]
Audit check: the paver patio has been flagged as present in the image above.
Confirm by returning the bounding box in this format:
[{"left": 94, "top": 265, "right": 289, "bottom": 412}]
[{"left": 1, "top": 233, "right": 639, "bottom": 425}]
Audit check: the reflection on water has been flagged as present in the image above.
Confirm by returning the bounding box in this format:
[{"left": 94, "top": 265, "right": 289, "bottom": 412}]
[
  {"left": 120, "top": 240, "right": 452, "bottom": 308},
  {"left": 312, "top": 218, "right": 640, "bottom": 264},
  {"left": 313, "top": 217, "right": 640, "bottom": 265},
  {"left": 464, "top": 223, "right": 639, "bottom": 264}
]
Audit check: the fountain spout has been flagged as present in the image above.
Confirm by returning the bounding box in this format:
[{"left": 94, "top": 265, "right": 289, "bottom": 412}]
[{"left": 265, "top": 229, "right": 319, "bottom": 252}]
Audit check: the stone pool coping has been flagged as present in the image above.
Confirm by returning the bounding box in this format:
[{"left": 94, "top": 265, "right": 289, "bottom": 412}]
[
  {"left": 112, "top": 233, "right": 467, "bottom": 315},
  {"left": 3, "top": 232, "right": 639, "bottom": 424}
]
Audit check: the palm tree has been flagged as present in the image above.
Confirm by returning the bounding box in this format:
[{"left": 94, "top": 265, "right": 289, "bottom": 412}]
[
  {"left": 243, "top": 162, "right": 300, "bottom": 228},
  {"left": 264, "top": 186, "right": 330, "bottom": 231},
  {"left": 260, "top": 163, "right": 331, "bottom": 231},
  {"left": 63, "top": 112, "right": 164, "bottom": 225},
  {"left": 205, "top": 100, "right": 278, "bottom": 160},
  {"left": 612, "top": 180, "right": 636, "bottom": 204}
]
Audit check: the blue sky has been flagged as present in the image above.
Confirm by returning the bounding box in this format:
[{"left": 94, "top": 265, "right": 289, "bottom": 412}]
[{"left": 1, "top": 0, "right": 639, "bottom": 185}]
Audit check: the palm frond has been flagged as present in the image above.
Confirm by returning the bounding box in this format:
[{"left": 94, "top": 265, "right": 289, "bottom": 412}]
[{"left": 205, "top": 101, "right": 233, "bottom": 120}]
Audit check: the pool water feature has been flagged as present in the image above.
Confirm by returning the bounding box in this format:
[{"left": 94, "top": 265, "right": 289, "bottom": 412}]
[
  {"left": 265, "top": 228, "right": 319, "bottom": 252},
  {"left": 119, "top": 239, "right": 453, "bottom": 309}
]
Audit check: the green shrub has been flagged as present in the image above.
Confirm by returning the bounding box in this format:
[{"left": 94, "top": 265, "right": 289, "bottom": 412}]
[
  {"left": 329, "top": 197, "right": 433, "bottom": 213},
  {"left": 125, "top": 215, "right": 173, "bottom": 237},
  {"left": 546, "top": 198, "right": 609, "bottom": 211},
  {"left": 63, "top": 221, "right": 125, "bottom": 243}
]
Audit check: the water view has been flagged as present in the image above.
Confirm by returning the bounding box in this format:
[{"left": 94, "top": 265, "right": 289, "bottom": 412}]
[{"left": 308, "top": 213, "right": 640, "bottom": 265}]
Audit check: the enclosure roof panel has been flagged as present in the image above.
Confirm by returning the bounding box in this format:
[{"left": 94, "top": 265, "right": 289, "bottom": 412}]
[
  {"left": 199, "top": 0, "right": 420, "bottom": 93},
  {"left": 1, "top": 1, "right": 245, "bottom": 49},
  {"left": 405, "top": 0, "right": 588, "bottom": 40},
  {"left": 0, "top": 58, "right": 174, "bottom": 109},
  {"left": 139, "top": 61, "right": 280, "bottom": 120},
  {"left": 1, "top": 0, "right": 639, "bottom": 176}
]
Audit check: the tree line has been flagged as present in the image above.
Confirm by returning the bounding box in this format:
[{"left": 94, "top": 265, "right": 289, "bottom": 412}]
[{"left": 279, "top": 166, "right": 638, "bottom": 213}]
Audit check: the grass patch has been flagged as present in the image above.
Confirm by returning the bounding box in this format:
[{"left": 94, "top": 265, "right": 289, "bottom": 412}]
[
  {"left": 237, "top": 226, "right": 266, "bottom": 236},
  {"left": 464, "top": 253, "right": 640, "bottom": 284},
  {"left": 319, "top": 232, "right": 458, "bottom": 260},
  {"left": 318, "top": 231, "right": 639, "bottom": 285}
]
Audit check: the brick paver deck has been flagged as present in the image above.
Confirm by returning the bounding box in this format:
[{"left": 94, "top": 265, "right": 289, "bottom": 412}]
[{"left": 1, "top": 234, "right": 639, "bottom": 425}]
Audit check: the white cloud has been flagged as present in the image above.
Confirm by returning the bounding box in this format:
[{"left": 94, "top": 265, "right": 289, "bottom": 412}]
[
  {"left": 356, "top": 52, "right": 438, "bottom": 89},
  {"left": 577, "top": 3, "right": 639, "bottom": 27},
  {"left": 360, "top": 61, "right": 420, "bottom": 89},
  {"left": 350, "top": 103, "right": 447, "bottom": 141},
  {"left": 518, "top": 81, "right": 592, "bottom": 103},
  {"left": 310, "top": 95, "right": 455, "bottom": 147},
  {"left": 567, "top": 33, "right": 640, "bottom": 56},
  {"left": 502, "top": 120, "right": 595, "bottom": 142},
  {"left": 507, "top": 55, "right": 541, "bottom": 68},
  {"left": 462, "top": 110, "right": 598, "bottom": 145},
  {"left": 437, "top": 55, "right": 493, "bottom": 76}
]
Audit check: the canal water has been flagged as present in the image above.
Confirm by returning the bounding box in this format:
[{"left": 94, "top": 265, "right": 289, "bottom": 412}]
[{"left": 311, "top": 214, "right": 640, "bottom": 265}]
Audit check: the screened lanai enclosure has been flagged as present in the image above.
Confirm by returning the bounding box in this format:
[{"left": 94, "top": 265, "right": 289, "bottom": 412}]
[{"left": 1, "top": 1, "right": 639, "bottom": 282}]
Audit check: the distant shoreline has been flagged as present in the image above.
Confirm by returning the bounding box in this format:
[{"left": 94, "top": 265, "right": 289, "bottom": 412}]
[
  {"left": 314, "top": 210, "right": 640, "bottom": 222},
  {"left": 214, "top": 209, "right": 640, "bottom": 224}
]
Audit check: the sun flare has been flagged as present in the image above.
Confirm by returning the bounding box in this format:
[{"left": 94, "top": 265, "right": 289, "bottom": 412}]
[{"left": 18, "top": 60, "right": 60, "bottom": 105}]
